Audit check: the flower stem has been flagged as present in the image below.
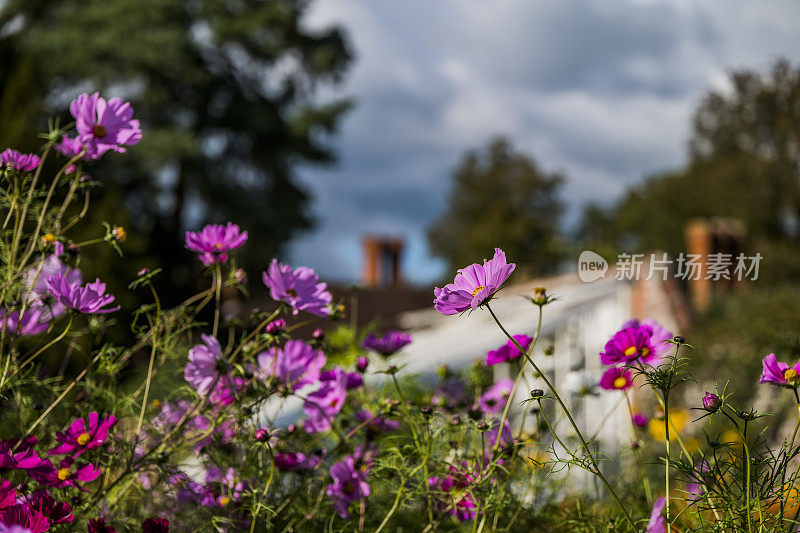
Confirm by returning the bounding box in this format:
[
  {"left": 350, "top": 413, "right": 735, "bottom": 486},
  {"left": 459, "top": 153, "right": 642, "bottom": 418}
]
[
  {"left": 485, "top": 303, "right": 636, "bottom": 530},
  {"left": 213, "top": 262, "right": 222, "bottom": 338}
]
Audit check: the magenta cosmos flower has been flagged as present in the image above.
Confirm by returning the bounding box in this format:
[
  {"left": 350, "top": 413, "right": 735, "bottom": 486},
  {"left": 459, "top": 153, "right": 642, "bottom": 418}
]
[
  {"left": 262, "top": 259, "right": 331, "bottom": 317},
  {"left": 479, "top": 378, "right": 514, "bottom": 414},
  {"left": 26, "top": 491, "right": 73, "bottom": 526},
  {"left": 70, "top": 93, "right": 142, "bottom": 158},
  {"left": 184, "top": 335, "right": 233, "bottom": 398},
  {"left": 0, "top": 309, "right": 48, "bottom": 336},
  {"left": 44, "top": 274, "right": 119, "bottom": 314},
  {"left": 759, "top": 353, "right": 800, "bottom": 387},
  {"left": 361, "top": 330, "right": 412, "bottom": 357},
  {"left": 49, "top": 412, "right": 117, "bottom": 458},
  {"left": 631, "top": 412, "right": 649, "bottom": 428},
  {"left": 326, "top": 448, "right": 374, "bottom": 518},
  {"left": 141, "top": 518, "right": 169, "bottom": 533},
  {"left": 256, "top": 339, "right": 326, "bottom": 392},
  {"left": 599, "top": 319, "right": 672, "bottom": 366},
  {"left": 428, "top": 463, "right": 478, "bottom": 521},
  {"left": 30, "top": 458, "right": 100, "bottom": 490},
  {"left": 303, "top": 368, "right": 348, "bottom": 433},
  {"left": 185, "top": 223, "right": 248, "bottom": 266},
  {"left": 486, "top": 334, "right": 533, "bottom": 366},
  {"left": 433, "top": 248, "right": 515, "bottom": 315},
  {"left": 599, "top": 367, "right": 634, "bottom": 391},
  {"left": 0, "top": 503, "right": 48, "bottom": 533},
  {"left": 646, "top": 497, "right": 666, "bottom": 533},
  {"left": 0, "top": 149, "right": 40, "bottom": 172}
]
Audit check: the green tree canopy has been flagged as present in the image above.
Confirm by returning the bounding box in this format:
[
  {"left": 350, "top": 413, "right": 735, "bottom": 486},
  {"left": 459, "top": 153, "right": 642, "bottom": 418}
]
[
  {"left": 0, "top": 0, "right": 351, "bottom": 297},
  {"left": 428, "top": 137, "right": 565, "bottom": 277}
]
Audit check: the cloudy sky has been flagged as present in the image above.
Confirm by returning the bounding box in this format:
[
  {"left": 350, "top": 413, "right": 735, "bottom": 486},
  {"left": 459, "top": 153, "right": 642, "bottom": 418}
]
[{"left": 289, "top": 0, "right": 800, "bottom": 285}]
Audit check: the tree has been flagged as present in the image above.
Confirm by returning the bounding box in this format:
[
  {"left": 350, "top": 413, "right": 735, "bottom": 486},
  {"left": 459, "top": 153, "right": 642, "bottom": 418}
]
[
  {"left": 428, "top": 137, "right": 565, "bottom": 277},
  {"left": 0, "top": 0, "right": 351, "bottom": 298}
]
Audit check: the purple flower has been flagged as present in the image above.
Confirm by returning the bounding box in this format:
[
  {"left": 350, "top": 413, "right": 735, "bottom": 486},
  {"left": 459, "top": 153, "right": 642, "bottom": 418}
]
[
  {"left": 326, "top": 450, "right": 373, "bottom": 518},
  {"left": 262, "top": 260, "right": 331, "bottom": 317},
  {"left": 303, "top": 368, "right": 348, "bottom": 433},
  {"left": 428, "top": 463, "right": 478, "bottom": 521},
  {"left": 646, "top": 497, "right": 666, "bottom": 533},
  {"left": 356, "top": 356, "right": 369, "bottom": 373},
  {"left": 354, "top": 410, "right": 399, "bottom": 433},
  {"left": 256, "top": 340, "right": 326, "bottom": 392},
  {"left": 202, "top": 466, "right": 245, "bottom": 507},
  {"left": 433, "top": 248, "right": 515, "bottom": 315},
  {"left": 24, "top": 250, "right": 81, "bottom": 319},
  {"left": 599, "top": 367, "right": 633, "bottom": 391},
  {"left": 49, "top": 412, "right": 117, "bottom": 457},
  {"left": 486, "top": 419, "right": 512, "bottom": 450},
  {"left": 631, "top": 413, "right": 649, "bottom": 428},
  {"left": 87, "top": 517, "right": 118, "bottom": 533},
  {"left": 0, "top": 503, "right": 48, "bottom": 533},
  {"left": 275, "top": 451, "right": 323, "bottom": 471},
  {"left": 486, "top": 334, "right": 533, "bottom": 366},
  {"left": 44, "top": 274, "right": 119, "bottom": 314},
  {"left": 0, "top": 149, "right": 40, "bottom": 172},
  {"left": 0, "top": 437, "right": 48, "bottom": 470},
  {"left": 185, "top": 223, "right": 248, "bottom": 266},
  {"left": 599, "top": 319, "right": 672, "bottom": 366},
  {"left": 759, "top": 353, "right": 800, "bottom": 388},
  {"left": 0, "top": 479, "right": 15, "bottom": 510},
  {"left": 479, "top": 378, "right": 514, "bottom": 415},
  {"left": 702, "top": 392, "right": 721, "bottom": 412},
  {"left": 56, "top": 135, "right": 96, "bottom": 163},
  {"left": 361, "top": 331, "right": 412, "bottom": 357},
  {"left": 30, "top": 458, "right": 101, "bottom": 490},
  {"left": 27, "top": 491, "right": 74, "bottom": 525},
  {"left": 255, "top": 428, "right": 270, "bottom": 442},
  {"left": 141, "top": 518, "right": 170, "bottom": 533},
  {"left": 184, "top": 335, "right": 233, "bottom": 399},
  {"left": 70, "top": 92, "right": 142, "bottom": 158},
  {"left": 0, "top": 309, "right": 48, "bottom": 336}
]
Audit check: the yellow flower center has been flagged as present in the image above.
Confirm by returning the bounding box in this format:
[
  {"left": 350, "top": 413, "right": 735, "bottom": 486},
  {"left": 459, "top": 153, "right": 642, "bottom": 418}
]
[
  {"left": 785, "top": 368, "right": 798, "bottom": 382},
  {"left": 151, "top": 399, "right": 161, "bottom": 408},
  {"left": 57, "top": 467, "right": 72, "bottom": 481},
  {"left": 471, "top": 285, "right": 485, "bottom": 297},
  {"left": 215, "top": 242, "right": 223, "bottom": 250},
  {"left": 113, "top": 226, "right": 126, "bottom": 242},
  {"left": 624, "top": 346, "right": 637, "bottom": 357},
  {"left": 41, "top": 233, "right": 55, "bottom": 244},
  {"left": 93, "top": 124, "right": 107, "bottom": 138},
  {"left": 286, "top": 289, "right": 298, "bottom": 298},
  {"left": 77, "top": 432, "right": 91, "bottom": 446},
  {"left": 613, "top": 376, "right": 628, "bottom": 389},
  {"left": 218, "top": 496, "right": 231, "bottom": 506}
]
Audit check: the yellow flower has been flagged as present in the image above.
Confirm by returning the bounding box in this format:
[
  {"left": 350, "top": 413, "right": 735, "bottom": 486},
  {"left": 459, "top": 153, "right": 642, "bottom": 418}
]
[
  {"left": 41, "top": 233, "right": 55, "bottom": 245},
  {"left": 648, "top": 409, "right": 689, "bottom": 442}
]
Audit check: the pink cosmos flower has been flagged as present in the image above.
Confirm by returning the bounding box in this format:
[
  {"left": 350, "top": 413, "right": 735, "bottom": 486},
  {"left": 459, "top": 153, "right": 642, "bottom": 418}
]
[
  {"left": 27, "top": 491, "right": 74, "bottom": 526},
  {"left": 0, "top": 524, "right": 36, "bottom": 533},
  {"left": 428, "top": 463, "right": 478, "bottom": 521},
  {"left": 0, "top": 149, "right": 40, "bottom": 172},
  {"left": 70, "top": 93, "right": 142, "bottom": 158},
  {"left": 646, "top": 497, "right": 666, "bottom": 533},
  {"left": 29, "top": 458, "right": 100, "bottom": 490},
  {"left": 56, "top": 135, "right": 96, "bottom": 164},
  {"left": 49, "top": 412, "right": 117, "bottom": 457},
  {"left": 201, "top": 466, "right": 245, "bottom": 508},
  {"left": 361, "top": 330, "right": 412, "bottom": 357},
  {"left": 354, "top": 410, "right": 399, "bottom": 433},
  {"left": 433, "top": 248, "right": 515, "bottom": 315},
  {"left": 184, "top": 335, "right": 234, "bottom": 399},
  {"left": 303, "top": 368, "right": 348, "bottom": 433},
  {"left": 631, "top": 413, "right": 649, "bottom": 428},
  {"left": 0, "top": 479, "right": 15, "bottom": 510},
  {"left": 256, "top": 340, "right": 325, "bottom": 392},
  {"left": 184, "top": 223, "right": 248, "bottom": 266},
  {"left": 87, "top": 517, "right": 117, "bottom": 533},
  {"left": 326, "top": 448, "right": 374, "bottom": 518},
  {"left": 44, "top": 274, "right": 119, "bottom": 314},
  {"left": 479, "top": 378, "right": 514, "bottom": 415},
  {"left": 599, "top": 319, "right": 672, "bottom": 366},
  {"left": 141, "top": 518, "right": 170, "bottom": 532},
  {"left": 0, "top": 437, "right": 48, "bottom": 470},
  {"left": 0, "top": 309, "right": 48, "bottom": 337},
  {"left": 24, "top": 249, "right": 81, "bottom": 320},
  {"left": 486, "top": 334, "right": 533, "bottom": 366},
  {"left": 262, "top": 259, "right": 331, "bottom": 317},
  {"left": 0, "top": 503, "right": 48, "bottom": 533},
  {"left": 599, "top": 367, "right": 634, "bottom": 391},
  {"left": 275, "top": 451, "right": 323, "bottom": 471},
  {"left": 759, "top": 353, "right": 800, "bottom": 388}
]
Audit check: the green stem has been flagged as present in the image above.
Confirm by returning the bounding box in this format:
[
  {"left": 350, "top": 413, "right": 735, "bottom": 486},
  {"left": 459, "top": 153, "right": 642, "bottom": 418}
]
[
  {"left": 135, "top": 283, "right": 161, "bottom": 436},
  {"left": 485, "top": 303, "right": 636, "bottom": 531},
  {"left": 625, "top": 393, "right": 652, "bottom": 503},
  {"left": 212, "top": 262, "right": 222, "bottom": 338}
]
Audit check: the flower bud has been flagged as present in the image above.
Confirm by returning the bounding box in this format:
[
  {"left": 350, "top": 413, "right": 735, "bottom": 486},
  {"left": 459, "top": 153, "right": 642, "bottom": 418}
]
[
  {"left": 450, "top": 416, "right": 461, "bottom": 426},
  {"left": 234, "top": 268, "right": 247, "bottom": 284},
  {"left": 467, "top": 406, "right": 483, "bottom": 420},
  {"left": 702, "top": 392, "right": 721, "bottom": 413},
  {"left": 530, "top": 389, "right": 544, "bottom": 399},
  {"left": 255, "top": 428, "right": 270, "bottom": 442},
  {"left": 356, "top": 356, "right": 369, "bottom": 373},
  {"left": 138, "top": 268, "right": 151, "bottom": 277},
  {"left": 420, "top": 406, "right": 433, "bottom": 417},
  {"left": 112, "top": 226, "right": 126, "bottom": 242},
  {"left": 312, "top": 328, "right": 325, "bottom": 340},
  {"left": 265, "top": 319, "right": 286, "bottom": 335},
  {"left": 673, "top": 336, "right": 686, "bottom": 344},
  {"left": 476, "top": 421, "right": 488, "bottom": 431}
]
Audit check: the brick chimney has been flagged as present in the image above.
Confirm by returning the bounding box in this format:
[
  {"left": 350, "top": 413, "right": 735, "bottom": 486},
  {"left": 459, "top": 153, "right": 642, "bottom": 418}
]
[{"left": 362, "top": 236, "right": 404, "bottom": 288}]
